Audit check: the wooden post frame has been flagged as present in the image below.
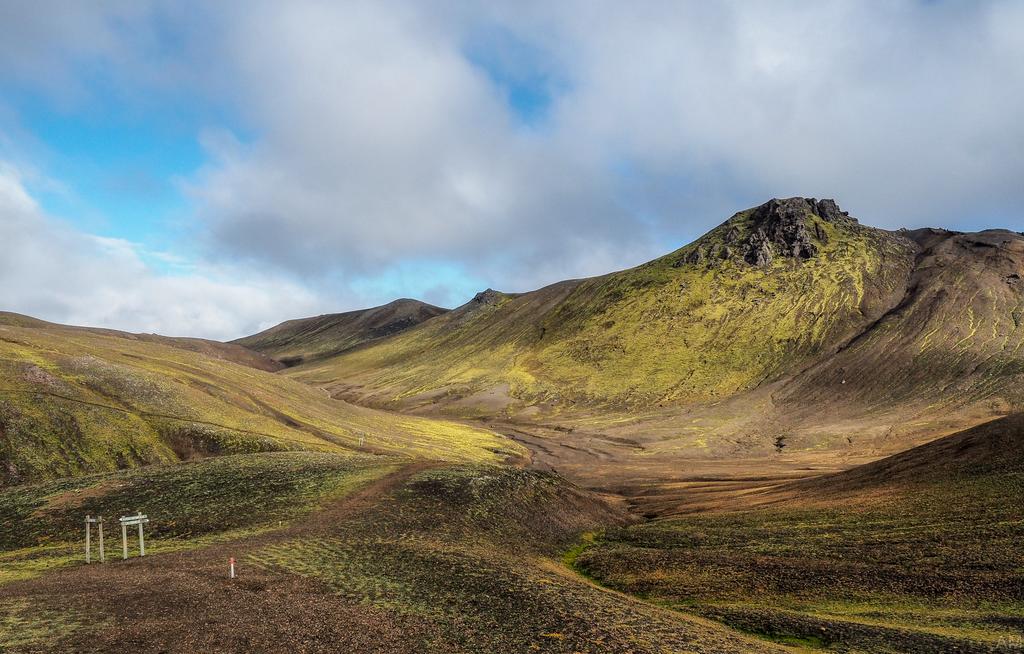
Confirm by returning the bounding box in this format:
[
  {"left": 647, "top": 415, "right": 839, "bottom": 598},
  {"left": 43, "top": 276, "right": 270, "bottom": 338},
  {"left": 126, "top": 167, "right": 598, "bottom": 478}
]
[
  {"left": 85, "top": 515, "right": 105, "bottom": 563},
  {"left": 119, "top": 513, "right": 150, "bottom": 559}
]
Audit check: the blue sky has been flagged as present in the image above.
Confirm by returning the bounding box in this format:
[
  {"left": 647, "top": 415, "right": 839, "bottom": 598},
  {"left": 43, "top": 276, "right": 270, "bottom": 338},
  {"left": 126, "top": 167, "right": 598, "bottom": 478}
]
[
  {"left": 0, "top": 1, "right": 1022, "bottom": 339},
  {"left": 463, "top": 23, "right": 568, "bottom": 128},
  {"left": 20, "top": 94, "right": 202, "bottom": 241}
]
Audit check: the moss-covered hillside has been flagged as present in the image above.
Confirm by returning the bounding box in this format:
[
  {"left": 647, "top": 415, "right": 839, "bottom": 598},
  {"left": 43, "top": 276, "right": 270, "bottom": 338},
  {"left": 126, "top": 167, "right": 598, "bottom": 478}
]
[
  {"left": 0, "top": 318, "right": 520, "bottom": 485},
  {"left": 773, "top": 227, "right": 1024, "bottom": 418},
  {"left": 290, "top": 198, "right": 916, "bottom": 411}
]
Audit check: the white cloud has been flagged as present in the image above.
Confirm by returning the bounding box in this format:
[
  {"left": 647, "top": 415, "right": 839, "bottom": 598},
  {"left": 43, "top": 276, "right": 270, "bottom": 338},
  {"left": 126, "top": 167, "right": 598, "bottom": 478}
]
[
  {"left": 2, "top": 0, "right": 1023, "bottom": 337},
  {"left": 528, "top": 1, "right": 1024, "bottom": 225},
  {"left": 184, "top": 0, "right": 1024, "bottom": 286},
  {"left": 182, "top": 1, "right": 652, "bottom": 290},
  {"left": 0, "top": 164, "right": 322, "bottom": 340}
]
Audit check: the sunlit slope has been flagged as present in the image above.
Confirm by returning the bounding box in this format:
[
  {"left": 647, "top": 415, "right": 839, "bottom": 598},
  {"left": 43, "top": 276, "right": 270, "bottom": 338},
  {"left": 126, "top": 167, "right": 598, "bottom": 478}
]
[
  {"left": 291, "top": 198, "right": 916, "bottom": 411},
  {"left": 0, "top": 312, "right": 283, "bottom": 372},
  {"left": 0, "top": 318, "right": 520, "bottom": 485},
  {"left": 233, "top": 299, "right": 448, "bottom": 367}
]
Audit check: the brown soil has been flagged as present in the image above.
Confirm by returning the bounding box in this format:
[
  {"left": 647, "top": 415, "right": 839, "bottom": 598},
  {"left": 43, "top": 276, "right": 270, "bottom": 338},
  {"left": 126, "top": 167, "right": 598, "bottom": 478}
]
[{"left": 31, "top": 480, "right": 129, "bottom": 518}]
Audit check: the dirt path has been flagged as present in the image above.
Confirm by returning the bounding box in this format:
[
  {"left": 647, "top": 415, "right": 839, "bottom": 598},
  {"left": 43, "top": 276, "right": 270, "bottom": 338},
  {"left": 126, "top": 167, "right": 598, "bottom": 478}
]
[{"left": 291, "top": 459, "right": 435, "bottom": 535}]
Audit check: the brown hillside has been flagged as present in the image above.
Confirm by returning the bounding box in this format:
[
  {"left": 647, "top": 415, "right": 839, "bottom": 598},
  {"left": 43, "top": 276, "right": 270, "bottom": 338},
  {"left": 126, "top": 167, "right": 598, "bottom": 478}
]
[
  {"left": 784, "top": 412, "right": 1024, "bottom": 497},
  {"left": 233, "top": 298, "right": 448, "bottom": 367}
]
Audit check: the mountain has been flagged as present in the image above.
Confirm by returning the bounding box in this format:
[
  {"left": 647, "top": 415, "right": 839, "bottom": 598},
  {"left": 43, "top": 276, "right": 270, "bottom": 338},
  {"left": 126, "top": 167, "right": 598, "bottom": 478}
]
[
  {"left": 290, "top": 199, "right": 911, "bottom": 409},
  {"left": 287, "top": 198, "right": 1024, "bottom": 415},
  {"left": 278, "top": 198, "right": 1024, "bottom": 472},
  {"left": 233, "top": 298, "right": 448, "bottom": 367},
  {"left": 0, "top": 314, "right": 519, "bottom": 485}
]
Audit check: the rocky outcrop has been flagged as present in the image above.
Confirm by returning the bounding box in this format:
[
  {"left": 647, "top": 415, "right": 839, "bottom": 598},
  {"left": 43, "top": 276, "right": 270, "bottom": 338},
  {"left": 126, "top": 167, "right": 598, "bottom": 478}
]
[
  {"left": 741, "top": 197, "right": 853, "bottom": 266},
  {"left": 470, "top": 288, "right": 507, "bottom": 306}
]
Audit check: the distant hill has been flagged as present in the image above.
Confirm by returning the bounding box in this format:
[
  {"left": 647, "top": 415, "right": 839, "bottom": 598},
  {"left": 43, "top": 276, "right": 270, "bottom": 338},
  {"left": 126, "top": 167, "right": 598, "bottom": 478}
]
[
  {"left": 0, "top": 314, "right": 519, "bottom": 485},
  {"left": 0, "top": 312, "right": 284, "bottom": 372},
  {"left": 233, "top": 299, "right": 448, "bottom": 367}
]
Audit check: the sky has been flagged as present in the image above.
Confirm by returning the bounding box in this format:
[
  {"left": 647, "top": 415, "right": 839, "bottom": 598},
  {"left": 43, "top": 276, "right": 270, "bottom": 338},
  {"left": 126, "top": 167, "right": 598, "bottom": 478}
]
[{"left": 1, "top": 1, "right": 1022, "bottom": 340}]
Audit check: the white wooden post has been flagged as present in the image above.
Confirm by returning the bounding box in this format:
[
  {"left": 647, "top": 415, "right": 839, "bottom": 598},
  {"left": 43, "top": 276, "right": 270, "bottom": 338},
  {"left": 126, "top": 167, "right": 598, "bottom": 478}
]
[
  {"left": 229, "top": 557, "right": 236, "bottom": 579},
  {"left": 138, "top": 518, "right": 145, "bottom": 557},
  {"left": 122, "top": 522, "right": 128, "bottom": 559},
  {"left": 85, "top": 515, "right": 91, "bottom": 563},
  {"left": 98, "top": 517, "right": 104, "bottom": 563}
]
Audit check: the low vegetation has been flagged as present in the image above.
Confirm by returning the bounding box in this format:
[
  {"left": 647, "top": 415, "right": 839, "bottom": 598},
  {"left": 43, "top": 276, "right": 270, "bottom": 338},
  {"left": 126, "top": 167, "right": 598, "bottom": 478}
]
[
  {"left": 1, "top": 460, "right": 787, "bottom": 653},
  {"left": 0, "top": 598, "right": 103, "bottom": 653},
  {"left": 247, "top": 464, "right": 779, "bottom": 653}
]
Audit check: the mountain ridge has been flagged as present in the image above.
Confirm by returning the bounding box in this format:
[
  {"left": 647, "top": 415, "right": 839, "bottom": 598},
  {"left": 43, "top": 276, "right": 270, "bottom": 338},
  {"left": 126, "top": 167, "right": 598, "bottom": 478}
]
[{"left": 233, "top": 298, "right": 448, "bottom": 367}]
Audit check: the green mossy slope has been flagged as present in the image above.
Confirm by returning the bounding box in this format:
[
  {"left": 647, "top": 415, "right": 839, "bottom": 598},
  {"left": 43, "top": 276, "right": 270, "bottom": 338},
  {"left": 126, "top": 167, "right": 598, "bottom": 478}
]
[
  {"left": 0, "top": 320, "right": 520, "bottom": 485},
  {"left": 292, "top": 198, "right": 915, "bottom": 411}
]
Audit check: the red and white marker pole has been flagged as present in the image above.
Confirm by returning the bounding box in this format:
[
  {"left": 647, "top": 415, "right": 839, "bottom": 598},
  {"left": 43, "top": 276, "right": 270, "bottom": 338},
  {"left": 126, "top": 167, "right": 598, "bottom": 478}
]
[{"left": 229, "top": 557, "right": 236, "bottom": 579}]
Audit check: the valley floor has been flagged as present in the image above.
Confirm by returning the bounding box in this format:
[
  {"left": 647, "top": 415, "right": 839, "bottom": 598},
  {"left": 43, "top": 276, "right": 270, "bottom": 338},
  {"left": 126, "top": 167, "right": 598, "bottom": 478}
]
[
  {"left": 0, "top": 454, "right": 782, "bottom": 653},
  {"left": 3, "top": 414, "right": 1023, "bottom": 652}
]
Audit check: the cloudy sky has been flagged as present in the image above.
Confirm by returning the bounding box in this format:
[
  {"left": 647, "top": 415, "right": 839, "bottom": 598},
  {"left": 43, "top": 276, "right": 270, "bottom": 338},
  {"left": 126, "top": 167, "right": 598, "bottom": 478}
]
[{"left": 1, "top": 1, "right": 1022, "bottom": 339}]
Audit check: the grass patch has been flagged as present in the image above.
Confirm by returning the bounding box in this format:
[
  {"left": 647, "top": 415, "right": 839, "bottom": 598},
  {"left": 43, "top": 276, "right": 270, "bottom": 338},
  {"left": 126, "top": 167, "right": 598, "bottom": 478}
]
[
  {"left": 245, "top": 464, "right": 773, "bottom": 653},
  {"left": 0, "top": 598, "right": 105, "bottom": 651}
]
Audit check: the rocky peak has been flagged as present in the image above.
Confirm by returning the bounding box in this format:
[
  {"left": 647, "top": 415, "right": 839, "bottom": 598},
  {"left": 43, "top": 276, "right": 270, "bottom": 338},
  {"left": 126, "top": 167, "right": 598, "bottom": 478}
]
[
  {"left": 741, "top": 197, "right": 854, "bottom": 266},
  {"left": 470, "top": 289, "right": 505, "bottom": 306},
  {"left": 674, "top": 197, "right": 858, "bottom": 269}
]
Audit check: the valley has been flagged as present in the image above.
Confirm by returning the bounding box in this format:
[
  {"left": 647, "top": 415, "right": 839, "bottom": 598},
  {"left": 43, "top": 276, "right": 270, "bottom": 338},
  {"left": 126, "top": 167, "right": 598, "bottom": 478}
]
[{"left": 3, "top": 198, "right": 1023, "bottom": 652}]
